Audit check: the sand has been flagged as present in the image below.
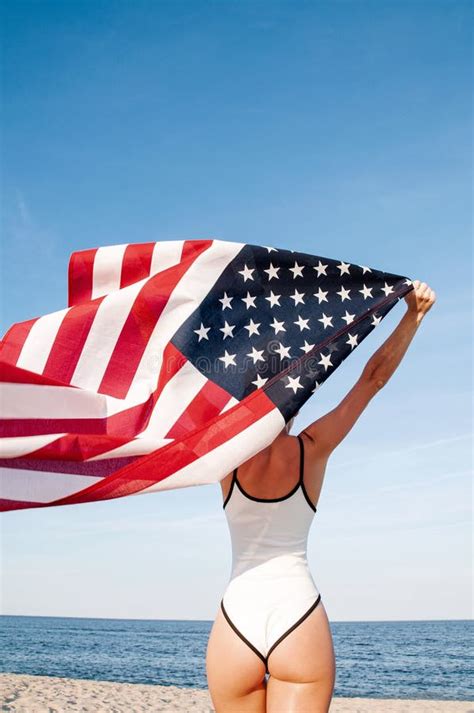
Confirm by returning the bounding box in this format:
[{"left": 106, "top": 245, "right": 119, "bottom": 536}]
[{"left": 0, "top": 673, "right": 472, "bottom": 712}]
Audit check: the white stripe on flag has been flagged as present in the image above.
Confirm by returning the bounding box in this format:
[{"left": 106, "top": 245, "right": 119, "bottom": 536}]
[
  {"left": 92, "top": 244, "right": 128, "bottom": 299},
  {"left": 150, "top": 241, "right": 184, "bottom": 275},
  {"left": 0, "top": 434, "right": 66, "bottom": 458},
  {"left": 16, "top": 308, "right": 70, "bottom": 374},
  {"left": 1, "top": 383, "right": 107, "bottom": 419},
  {"left": 220, "top": 397, "right": 239, "bottom": 413},
  {"left": 0, "top": 467, "right": 103, "bottom": 504}
]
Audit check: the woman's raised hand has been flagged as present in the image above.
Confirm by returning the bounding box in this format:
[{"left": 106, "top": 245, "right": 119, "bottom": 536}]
[{"left": 404, "top": 280, "right": 436, "bottom": 321}]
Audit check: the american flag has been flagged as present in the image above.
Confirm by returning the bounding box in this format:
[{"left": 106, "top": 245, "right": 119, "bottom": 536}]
[{"left": 0, "top": 239, "right": 413, "bottom": 512}]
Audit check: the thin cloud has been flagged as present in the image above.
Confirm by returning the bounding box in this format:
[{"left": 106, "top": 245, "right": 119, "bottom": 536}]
[
  {"left": 330, "top": 432, "right": 472, "bottom": 471},
  {"left": 327, "top": 468, "right": 471, "bottom": 505}
]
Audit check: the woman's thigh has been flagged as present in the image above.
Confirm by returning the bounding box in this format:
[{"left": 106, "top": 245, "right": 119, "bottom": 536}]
[
  {"left": 206, "top": 606, "right": 267, "bottom": 713},
  {"left": 266, "top": 600, "right": 336, "bottom": 713}
]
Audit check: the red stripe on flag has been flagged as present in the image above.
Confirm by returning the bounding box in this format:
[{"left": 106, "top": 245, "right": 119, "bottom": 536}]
[
  {"left": 98, "top": 240, "right": 212, "bottom": 399},
  {"left": 165, "top": 380, "right": 232, "bottom": 440},
  {"left": 153, "top": 341, "right": 188, "bottom": 400},
  {"left": 0, "top": 360, "right": 80, "bottom": 387},
  {"left": 120, "top": 243, "right": 155, "bottom": 289},
  {"left": 22, "top": 433, "right": 135, "bottom": 462},
  {"left": 42, "top": 297, "right": 105, "bottom": 384},
  {"left": 1, "top": 417, "right": 106, "bottom": 438},
  {"left": 0, "top": 452, "right": 137, "bottom": 476},
  {"left": 0, "top": 319, "right": 38, "bottom": 366},
  {"left": 0, "top": 498, "right": 44, "bottom": 512},
  {"left": 68, "top": 248, "right": 98, "bottom": 307}
]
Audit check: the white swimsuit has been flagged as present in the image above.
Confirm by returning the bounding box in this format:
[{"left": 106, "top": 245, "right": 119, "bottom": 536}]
[{"left": 220, "top": 434, "right": 321, "bottom": 674}]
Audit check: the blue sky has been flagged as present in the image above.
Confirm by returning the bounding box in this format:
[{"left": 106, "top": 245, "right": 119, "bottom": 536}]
[{"left": 1, "top": 0, "right": 471, "bottom": 621}]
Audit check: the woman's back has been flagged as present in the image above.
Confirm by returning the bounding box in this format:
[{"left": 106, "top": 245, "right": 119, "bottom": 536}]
[
  {"left": 223, "top": 434, "right": 316, "bottom": 578},
  {"left": 219, "top": 434, "right": 321, "bottom": 675}
]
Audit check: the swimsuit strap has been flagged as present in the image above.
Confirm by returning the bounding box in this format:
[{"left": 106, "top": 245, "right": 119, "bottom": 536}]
[
  {"left": 296, "top": 434, "right": 305, "bottom": 485},
  {"left": 296, "top": 434, "right": 317, "bottom": 512},
  {"left": 225, "top": 435, "right": 316, "bottom": 512},
  {"left": 222, "top": 467, "right": 238, "bottom": 509}
]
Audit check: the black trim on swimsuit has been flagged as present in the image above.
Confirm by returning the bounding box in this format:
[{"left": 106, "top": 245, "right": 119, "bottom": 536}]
[
  {"left": 222, "top": 468, "right": 237, "bottom": 509},
  {"left": 297, "top": 434, "right": 317, "bottom": 513},
  {"left": 234, "top": 473, "right": 301, "bottom": 503},
  {"left": 222, "top": 435, "right": 317, "bottom": 512},
  {"left": 265, "top": 593, "right": 322, "bottom": 667},
  {"left": 220, "top": 594, "right": 322, "bottom": 675},
  {"left": 220, "top": 598, "right": 268, "bottom": 669}
]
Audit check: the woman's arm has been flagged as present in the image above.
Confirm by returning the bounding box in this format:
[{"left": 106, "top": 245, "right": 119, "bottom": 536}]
[
  {"left": 300, "top": 280, "right": 436, "bottom": 454},
  {"left": 360, "top": 280, "right": 436, "bottom": 386}
]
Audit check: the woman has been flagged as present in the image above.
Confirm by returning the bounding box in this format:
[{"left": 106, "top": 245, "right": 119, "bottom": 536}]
[{"left": 206, "top": 280, "right": 436, "bottom": 713}]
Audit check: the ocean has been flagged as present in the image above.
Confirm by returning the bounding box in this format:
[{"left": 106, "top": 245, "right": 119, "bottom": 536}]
[{"left": 0, "top": 616, "right": 472, "bottom": 701}]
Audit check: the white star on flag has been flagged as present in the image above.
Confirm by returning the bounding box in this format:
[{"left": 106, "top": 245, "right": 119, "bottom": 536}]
[
  {"left": 313, "top": 287, "right": 328, "bottom": 304},
  {"left": 346, "top": 333, "right": 358, "bottom": 349},
  {"left": 289, "top": 261, "right": 304, "bottom": 278},
  {"left": 194, "top": 323, "right": 210, "bottom": 341},
  {"left": 285, "top": 375, "right": 303, "bottom": 393},
  {"left": 318, "top": 353, "right": 333, "bottom": 371},
  {"left": 341, "top": 310, "right": 355, "bottom": 325},
  {"left": 244, "top": 319, "right": 261, "bottom": 336},
  {"left": 220, "top": 321, "right": 235, "bottom": 339},
  {"left": 270, "top": 318, "right": 286, "bottom": 334},
  {"left": 265, "top": 290, "right": 281, "bottom": 307},
  {"left": 300, "top": 340, "right": 315, "bottom": 353},
  {"left": 337, "top": 286, "right": 351, "bottom": 301},
  {"left": 241, "top": 292, "right": 257, "bottom": 309},
  {"left": 219, "top": 292, "right": 233, "bottom": 310},
  {"left": 264, "top": 263, "right": 280, "bottom": 280},
  {"left": 290, "top": 289, "right": 305, "bottom": 305},
  {"left": 275, "top": 342, "right": 291, "bottom": 359},
  {"left": 238, "top": 264, "right": 255, "bottom": 282},
  {"left": 219, "top": 350, "right": 236, "bottom": 367},
  {"left": 337, "top": 261, "right": 351, "bottom": 275},
  {"left": 294, "top": 315, "right": 310, "bottom": 331},
  {"left": 314, "top": 261, "right": 328, "bottom": 277},
  {"left": 318, "top": 313, "right": 333, "bottom": 329},
  {"left": 252, "top": 373, "right": 268, "bottom": 387},
  {"left": 247, "top": 347, "right": 265, "bottom": 364}
]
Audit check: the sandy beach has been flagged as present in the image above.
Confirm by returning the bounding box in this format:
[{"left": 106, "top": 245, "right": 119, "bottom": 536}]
[{"left": 0, "top": 673, "right": 472, "bottom": 712}]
